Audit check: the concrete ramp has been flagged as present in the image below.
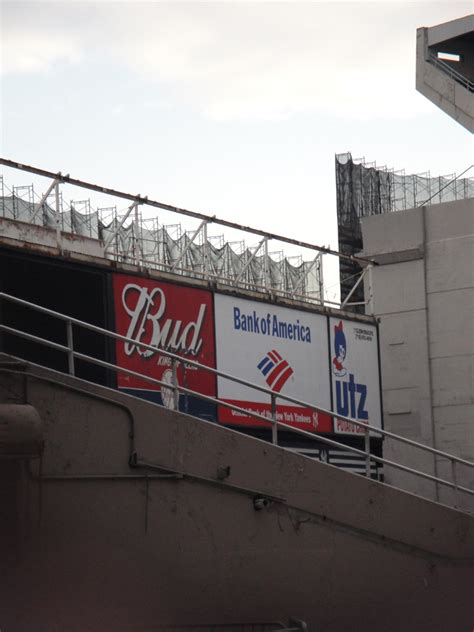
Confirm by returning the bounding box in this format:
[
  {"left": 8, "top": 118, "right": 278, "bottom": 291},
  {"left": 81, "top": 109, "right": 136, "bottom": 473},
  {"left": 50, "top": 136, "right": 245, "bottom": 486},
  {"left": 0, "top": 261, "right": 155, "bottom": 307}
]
[{"left": 0, "top": 359, "right": 472, "bottom": 632}]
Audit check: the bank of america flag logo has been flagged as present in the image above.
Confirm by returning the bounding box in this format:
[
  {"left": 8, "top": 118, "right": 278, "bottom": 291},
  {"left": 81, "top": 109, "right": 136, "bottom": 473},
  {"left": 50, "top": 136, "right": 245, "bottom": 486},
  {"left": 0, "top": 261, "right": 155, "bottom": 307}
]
[{"left": 257, "top": 350, "right": 294, "bottom": 393}]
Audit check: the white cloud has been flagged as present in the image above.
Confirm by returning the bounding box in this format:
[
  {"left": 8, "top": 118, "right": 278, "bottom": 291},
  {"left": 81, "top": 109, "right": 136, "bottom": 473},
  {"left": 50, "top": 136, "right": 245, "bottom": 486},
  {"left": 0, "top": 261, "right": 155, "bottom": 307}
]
[
  {"left": 1, "top": 1, "right": 471, "bottom": 120},
  {"left": 106, "top": 2, "right": 437, "bottom": 120},
  {"left": 1, "top": 29, "right": 82, "bottom": 73},
  {"left": 1, "top": 2, "right": 85, "bottom": 74}
]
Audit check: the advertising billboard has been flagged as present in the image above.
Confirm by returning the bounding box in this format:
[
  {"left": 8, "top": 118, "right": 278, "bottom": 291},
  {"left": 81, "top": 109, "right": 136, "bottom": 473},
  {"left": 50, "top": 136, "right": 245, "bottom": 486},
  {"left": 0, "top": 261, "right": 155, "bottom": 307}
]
[
  {"left": 214, "top": 294, "right": 332, "bottom": 433},
  {"left": 112, "top": 274, "right": 216, "bottom": 419},
  {"left": 329, "top": 317, "right": 382, "bottom": 435}
]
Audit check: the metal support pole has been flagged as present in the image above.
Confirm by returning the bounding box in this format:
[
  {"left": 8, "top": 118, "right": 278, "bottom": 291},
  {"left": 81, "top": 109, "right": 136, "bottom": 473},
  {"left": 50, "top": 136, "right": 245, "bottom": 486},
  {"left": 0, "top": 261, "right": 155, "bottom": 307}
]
[
  {"left": 30, "top": 174, "right": 63, "bottom": 223},
  {"left": 235, "top": 237, "right": 266, "bottom": 284},
  {"left": 172, "top": 358, "right": 179, "bottom": 411},
  {"left": 318, "top": 252, "right": 324, "bottom": 305},
  {"left": 271, "top": 393, "right": 278, "bottom": 445},
  {"left": 134, "top": 202, "right": 141, "bottom": 267},
  {"left": 451, "top": 459, "right": 458, "bottom": 508},
  {"left": 292, "top": 252, "right": 320, "bottom": 296},
  {"left": 263, "top": 237, "right": 269, "bottom": 291},
  {"left": 0, "top": 176, "right": 4, "bottom": 218},
  {"left": 66, "top": 320, "right": 75, "bottom": 376},
  {"left": 103, "top": 200, "right": 141, "bottom": 252},
  {"left": 342, "top": 265, "right": 369, "bottom": 308},
  {"left": 54, "top": 180, "right": 62, "bottom": 251},
  {"left": 366, "top": 264, "right": 375, "bottom": 315},
  {"left": 171, "top": 218, "right": 209, "bottom": 273},
  {"left": 364, "top": 426, "right": 371, "bottom": 478},
  {"left": 203, "top": 220, "right": 209, "bottom": 279}
]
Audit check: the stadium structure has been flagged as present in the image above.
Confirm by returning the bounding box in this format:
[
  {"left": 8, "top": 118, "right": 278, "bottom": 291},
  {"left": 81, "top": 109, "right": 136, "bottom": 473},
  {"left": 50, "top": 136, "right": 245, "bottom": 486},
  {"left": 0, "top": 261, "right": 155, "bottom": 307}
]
[
  {"left": 0, "top": 14, "right": 473, "bottom": 632},
  {"left": 337, "top": 13, "right": 474, "bottom": 311},
  {"left": 0, "top": 157, "right": 472, "bottom": 630},
  {"left": 416, "top": 13, "right": 473, "bottom": 132},
  {"left": 336, "top": 152, "right": 474, "bottom": 310},
  {"left": 347, "top": 13, "right": 474, "bottom": 508}
]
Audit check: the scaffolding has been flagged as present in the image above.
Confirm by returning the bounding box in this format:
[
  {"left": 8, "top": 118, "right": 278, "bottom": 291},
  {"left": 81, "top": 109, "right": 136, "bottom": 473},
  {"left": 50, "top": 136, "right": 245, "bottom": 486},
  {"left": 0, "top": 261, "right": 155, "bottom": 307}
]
[
  {"left": 0, "top": 165, "right": 332, "bottom": 306},
  {"left": 335, "top": 152, "right": 474, "bottom": 311}
]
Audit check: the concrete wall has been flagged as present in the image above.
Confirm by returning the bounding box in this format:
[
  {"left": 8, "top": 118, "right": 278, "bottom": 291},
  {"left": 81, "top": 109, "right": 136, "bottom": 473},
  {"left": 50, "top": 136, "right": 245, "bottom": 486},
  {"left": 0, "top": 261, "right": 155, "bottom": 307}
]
[
  {"left": 0, "top": 216, "right": 105, "bottom": 258},
  {"left": 362, "top": 198, "right": 474, "bottom": 504},
  {"left": 425, "top": 15, "right": 474, "bottom": 79},
  {"left": 416, "top": 19, "right": 474, "bottom": 133},
  {"left": 425, "top": 14, "right": 474, "bottom": 47},
  {"left": 0, "top": 358, "right": 473, "bottom": 632}
]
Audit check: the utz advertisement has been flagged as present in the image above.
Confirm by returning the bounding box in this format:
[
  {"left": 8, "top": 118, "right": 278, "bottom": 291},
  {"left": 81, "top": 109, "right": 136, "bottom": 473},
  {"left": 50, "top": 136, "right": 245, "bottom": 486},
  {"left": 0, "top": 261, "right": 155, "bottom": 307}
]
[
  {"left": 214, "top": 294, "right": 332, "bottom": 433},
  {"left": 112, "top": 274, "right": 216, "bottom": 419},
  {"left": 330, "top": 317, "right": 382, "bottom": 435}
]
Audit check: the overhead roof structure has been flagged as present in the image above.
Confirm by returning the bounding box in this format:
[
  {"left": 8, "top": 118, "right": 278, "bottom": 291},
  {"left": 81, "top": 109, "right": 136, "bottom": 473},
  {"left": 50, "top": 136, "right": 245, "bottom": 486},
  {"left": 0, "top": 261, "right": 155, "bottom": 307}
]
[{"left": 416, "top": 14, "right": 474, "bottom": 132}]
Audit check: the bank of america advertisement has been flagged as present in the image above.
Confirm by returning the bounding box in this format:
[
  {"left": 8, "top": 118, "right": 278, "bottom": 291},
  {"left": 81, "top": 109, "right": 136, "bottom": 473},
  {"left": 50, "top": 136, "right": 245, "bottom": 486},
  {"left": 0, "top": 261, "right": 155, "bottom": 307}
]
[
  {"left": 112, "top": 274, "right": 217, "bottom": 419},
  {"left": 329, "top": 317, "right": 382, "bottom": 435},
  {"left": 215, "top": 294, "right": 332, "bottom": 433}
]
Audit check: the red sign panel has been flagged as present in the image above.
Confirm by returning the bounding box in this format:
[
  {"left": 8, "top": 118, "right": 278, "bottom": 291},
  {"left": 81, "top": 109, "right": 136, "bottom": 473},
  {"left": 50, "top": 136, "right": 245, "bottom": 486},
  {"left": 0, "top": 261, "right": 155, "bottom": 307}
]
[
  {"left": 219, "top": 400, "right": 331, "bottom": 433},
  {"left": 112, "top": 274, "right": 216, "bottom": 399}
]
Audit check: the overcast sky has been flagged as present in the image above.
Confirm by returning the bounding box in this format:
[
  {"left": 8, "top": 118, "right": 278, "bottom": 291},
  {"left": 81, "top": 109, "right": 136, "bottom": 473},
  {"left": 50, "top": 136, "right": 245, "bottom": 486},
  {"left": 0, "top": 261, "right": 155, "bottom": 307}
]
[{"left": 1, "top": 1, "right": 472, "bottom": 301}]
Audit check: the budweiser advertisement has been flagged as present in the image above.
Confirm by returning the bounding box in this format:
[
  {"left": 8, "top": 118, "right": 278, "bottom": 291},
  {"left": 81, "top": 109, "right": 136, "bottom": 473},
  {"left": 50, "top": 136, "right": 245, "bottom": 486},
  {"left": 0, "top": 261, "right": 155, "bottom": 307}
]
[
  {"left": 112, "top": 274, "right": 216, "bottom": 419},
  {"left": 214, "top": 294, "right": 332, "bottom": 433},
  {"left": 329, "top": 317, "right": 382, "bottom": 435}
]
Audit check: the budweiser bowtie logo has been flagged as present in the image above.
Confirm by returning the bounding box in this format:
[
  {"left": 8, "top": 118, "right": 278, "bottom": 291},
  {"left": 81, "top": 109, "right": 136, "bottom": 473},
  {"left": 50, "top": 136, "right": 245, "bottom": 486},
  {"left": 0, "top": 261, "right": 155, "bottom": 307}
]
[{"left": 122, "top": 283, "right": 206, "bottom": 357}]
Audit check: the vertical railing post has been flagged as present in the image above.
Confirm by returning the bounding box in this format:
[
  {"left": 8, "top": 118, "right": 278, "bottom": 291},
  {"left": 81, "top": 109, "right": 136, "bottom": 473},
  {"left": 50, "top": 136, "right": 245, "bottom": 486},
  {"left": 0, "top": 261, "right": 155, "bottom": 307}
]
[
  {"left": 364, "top": 426, "right": 371, "bottom": 478},
  {"left": 318, "top": 252, "right": 324, "bottom": 306},
  {"left": 203, "top": 220, "right": 209, "bottom": 280},
  {"left": 134, "top": 203, "right": 141, "bottom": 268},
  {"left": 451, "top": 459, "right": 458, "bottom": 509},
  {"left": 271, "top": 393, "right": 278, "bottom": 445},
  {"left": 172, "top": 358, "right": 180, "bottom": 411},
  {"left": 55, "top": 180, "right": 62, "bottom": 252},
  {"left": 366, "top": 263, "right": 374, "bottom": 316},
  {"left": 66, "top": 320, "right": 75, "bottom": 376},
  {"left": 263, "top": 237, "right": 269, "bottom": 291}
]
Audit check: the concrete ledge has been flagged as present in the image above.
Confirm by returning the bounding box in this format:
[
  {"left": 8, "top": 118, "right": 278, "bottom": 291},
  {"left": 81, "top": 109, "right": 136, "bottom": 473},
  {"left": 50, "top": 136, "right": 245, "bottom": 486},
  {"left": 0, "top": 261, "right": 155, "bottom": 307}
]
[
  {"left": 0, "top": 216, "right": 105, "bottom": 258},
  {"left": 361, "top": 248, "right": 424, "bottom": 265},
  {"left": 2, "top": 357, "right": 472, "bottom": 561},
  {"left": 1, "top": 356, "right": 473, "bottom": 630}
]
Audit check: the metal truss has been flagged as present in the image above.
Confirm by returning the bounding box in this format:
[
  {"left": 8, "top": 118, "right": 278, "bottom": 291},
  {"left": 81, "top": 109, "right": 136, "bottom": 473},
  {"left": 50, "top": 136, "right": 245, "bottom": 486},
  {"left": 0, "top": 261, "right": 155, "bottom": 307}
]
[{"left": 0, "top": 159, "right": 374, "bottom": 311}]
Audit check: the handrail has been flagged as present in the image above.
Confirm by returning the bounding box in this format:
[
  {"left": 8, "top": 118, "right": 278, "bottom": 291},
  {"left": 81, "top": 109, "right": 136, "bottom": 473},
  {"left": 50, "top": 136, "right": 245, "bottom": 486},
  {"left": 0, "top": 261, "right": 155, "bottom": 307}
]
[
  {"left": 26, "top": 344, "right": 474, "bottom": 495},
  {"left": 5, "top": 320, "right": 474, "bottom": 473},
  {"left": 0, "top": 290, "right": 472, "bottom": 503},
  {"left": 155, "top": 622, "right": 289, "bottom": 631},
  {"left": 0, "top": 291, "right": 471, "bottom": 466},
  {"left": 429, "top": 54, "right": 474, "bottom": 92}
]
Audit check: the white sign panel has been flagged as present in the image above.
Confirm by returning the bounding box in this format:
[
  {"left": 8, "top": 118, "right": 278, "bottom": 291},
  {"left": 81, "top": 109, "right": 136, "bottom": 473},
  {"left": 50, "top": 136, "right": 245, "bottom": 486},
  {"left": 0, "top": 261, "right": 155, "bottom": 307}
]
[
  {"left": 329, "top": 317, "right": 382, "bottom": 435},
  {"left": 215, "top": 294, "right": 332, "bottom": 433}
]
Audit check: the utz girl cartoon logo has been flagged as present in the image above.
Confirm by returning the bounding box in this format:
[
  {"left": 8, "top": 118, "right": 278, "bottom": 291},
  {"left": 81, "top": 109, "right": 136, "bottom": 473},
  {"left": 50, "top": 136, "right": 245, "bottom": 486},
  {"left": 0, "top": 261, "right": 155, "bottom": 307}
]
[
  {"left": 332, "top": 320, "right": 369, "bottom": 430},
  {"left": 332, "top": 321, "right": 347, "bottom": 377}
]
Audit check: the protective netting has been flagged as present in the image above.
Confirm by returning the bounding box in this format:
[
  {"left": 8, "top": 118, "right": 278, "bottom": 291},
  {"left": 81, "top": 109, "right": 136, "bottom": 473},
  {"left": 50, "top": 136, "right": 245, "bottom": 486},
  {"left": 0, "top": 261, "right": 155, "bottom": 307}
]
[
  {"left": 0, "top": 181, "right": 322, "bottom": 303},
  {"left": 335, "top": 152, "right": 474, "bottom": 310}
]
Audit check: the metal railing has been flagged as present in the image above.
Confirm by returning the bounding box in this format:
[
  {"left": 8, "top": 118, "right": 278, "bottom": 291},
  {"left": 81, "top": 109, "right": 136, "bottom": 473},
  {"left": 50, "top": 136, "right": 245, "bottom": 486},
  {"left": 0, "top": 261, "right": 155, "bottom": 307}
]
[
  {"left": 429, "top": 54, "right": 474, "bottom": 92},
  {"left": 0, "top": 290, "right": 472, "bottom": 507}
]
